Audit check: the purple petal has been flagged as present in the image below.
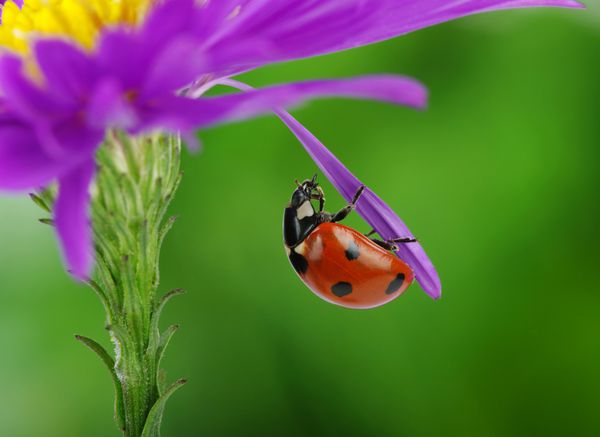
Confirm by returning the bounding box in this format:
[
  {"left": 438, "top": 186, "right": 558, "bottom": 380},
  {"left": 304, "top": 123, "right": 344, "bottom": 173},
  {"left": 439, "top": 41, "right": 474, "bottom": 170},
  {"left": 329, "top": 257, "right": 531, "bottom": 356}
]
[
  {"left": 141, "top": 36, "right": 209, "bottom": 98},
  {"left": 52, "top": 120, "right": 105, "bottom": 161},
  {"left": 0, "top": 116, "right": 67, "bottom": 190},
  {"left": 204, "top": 0, "right": 584, "bottom": 72},
  {"left": 0, "top": 55, "right": 71, "bottom": 120},
  {"left": 33, "top": 40, "right": 97, "bottom": 102},
  {"left": 139, "top": 0, "right": 201, "bottom": 48},
  {"left": 54, "top": 159, "right": 96, "bottom": 281},
  {"left": 96, "top": 31, "right": 148, "bottom": 91},
  {"left": 87, "top": 79, "right": 138, "bottom": 129},
  {"left": 218, "top": 78, "right": 441, "bottom": 299},
  {"left": 137, "top": 75, "right": 427, "bottom": 133},
  {"left": 97, "top": 0, "right": 210, "bottom": 96}
]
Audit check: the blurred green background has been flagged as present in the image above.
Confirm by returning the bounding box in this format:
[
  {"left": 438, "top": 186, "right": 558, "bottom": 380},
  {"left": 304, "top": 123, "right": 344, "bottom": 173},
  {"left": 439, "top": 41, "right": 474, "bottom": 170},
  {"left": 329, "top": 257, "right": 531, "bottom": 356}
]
[{"left": 1, "top": 5, "right": 599, "bottom": 437}]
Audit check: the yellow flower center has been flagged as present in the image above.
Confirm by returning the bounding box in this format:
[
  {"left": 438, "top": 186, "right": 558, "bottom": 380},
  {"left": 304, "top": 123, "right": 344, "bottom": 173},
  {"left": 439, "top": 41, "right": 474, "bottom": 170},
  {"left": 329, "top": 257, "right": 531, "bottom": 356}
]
[{"left": 0, "top": 0, "right": 155, "bottom": 54}]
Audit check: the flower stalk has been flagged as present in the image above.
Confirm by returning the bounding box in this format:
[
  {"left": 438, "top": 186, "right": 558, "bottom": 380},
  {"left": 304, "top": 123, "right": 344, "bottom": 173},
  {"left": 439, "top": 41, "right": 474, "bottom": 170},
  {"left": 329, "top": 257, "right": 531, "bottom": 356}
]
[{"left": 36, "top": 131, "right": 186, "bottom": 436}]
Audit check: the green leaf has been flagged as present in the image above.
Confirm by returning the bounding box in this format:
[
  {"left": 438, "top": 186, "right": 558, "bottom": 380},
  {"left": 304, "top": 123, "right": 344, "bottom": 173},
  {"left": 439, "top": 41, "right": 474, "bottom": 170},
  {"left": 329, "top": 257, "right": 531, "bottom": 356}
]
[
  {"left": 75, "top": 335, "right": 126, "bottom": 432},
  {"left": 141, "top": 379, "right": 187, "bottom": 437}
]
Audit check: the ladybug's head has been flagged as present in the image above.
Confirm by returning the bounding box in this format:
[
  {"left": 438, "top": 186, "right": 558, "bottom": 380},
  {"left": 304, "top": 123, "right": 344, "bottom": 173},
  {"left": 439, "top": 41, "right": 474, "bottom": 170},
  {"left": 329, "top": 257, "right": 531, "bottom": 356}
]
[
  {"left": 291, "top": 174, "right": 324, "bottom": 211},
  {"left": 284, "top": 175, "right": 324, "bottom": 248}
]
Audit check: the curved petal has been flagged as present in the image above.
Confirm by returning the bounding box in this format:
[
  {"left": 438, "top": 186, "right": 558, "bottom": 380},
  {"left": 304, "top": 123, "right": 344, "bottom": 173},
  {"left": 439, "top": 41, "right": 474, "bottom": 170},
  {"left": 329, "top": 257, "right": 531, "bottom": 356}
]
[
  {"left": 33, "top": 40, "right": 97, "bottom": 102},
  {"left": 203, "top": 0, "right": 584, "bottom": 73},
  {"left": 0, "top": 55, "right": 71, "bottom": 120},
  {"left": 97, "top": 0, "right": 211, "bottom": 96},
  {"left": 218, "top": 78, "right": 441, "bottom": 299},
  {"left": 136, "top": 75, "right": 427, "bottom": 133},
  {"left": 141, "top": 36, "right": 209, "bottom": 98},
  {"left": 54, "top": 159, "right": 96, "bottom": 281},
  {"left": 96, "top": 31, "right": 148, "bottom": 91},
  {"left": 0, "top": 116, "right": 65, "bottom": 190}
]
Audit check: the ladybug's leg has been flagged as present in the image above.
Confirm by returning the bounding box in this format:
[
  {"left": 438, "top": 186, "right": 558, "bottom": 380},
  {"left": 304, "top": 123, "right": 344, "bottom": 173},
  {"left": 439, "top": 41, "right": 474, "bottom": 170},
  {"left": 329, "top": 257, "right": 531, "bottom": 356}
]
[
  {"left": 364, "top": 229, "right": 377, "bottom": 237},
  {"left": 371, "top": 237, "right": 418, "bottom": 251},
  {"left": 389, "top": 237, "right": 418, "bottom": 243},
  {"left": 371, "top": 239, "right": 398, "bottom": 251},
  {"left": 331, "top": 185, "right": 366, "bottom": 222}
]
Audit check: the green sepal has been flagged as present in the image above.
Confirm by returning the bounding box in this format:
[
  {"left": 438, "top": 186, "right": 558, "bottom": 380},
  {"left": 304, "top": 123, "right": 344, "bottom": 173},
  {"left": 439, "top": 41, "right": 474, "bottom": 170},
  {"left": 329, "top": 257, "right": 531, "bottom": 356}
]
[
  {"left": 146, "top": 289, "right": 185, "bottom": 358},
  {"left": 158, "top": 216, "right": 178, "bottom": 252},
  {"left": 94, "top": 252, "right": 121, "bottom": 309},
  {"left": 29, "top": 193, "right": 51, "bottom": 212},
  {"left": 153, "top": 289, "right": 186, "bottom": 333},
  {"left": 141, "top": 379, "right": 187, "bottom": 437},
  {"left": 157, "top": 368, "right": 168, "bottom": 395},
  {"left": 75, "top": 335, "right": 126, "bottom": 432},
  {"left": 156, "top": 324, "right": 180, "bottom": 380},
  {"left": 87, "top": 279, "right": 116, "bottom": 321},
  {"left": 106, "top": 323, "right": 137, "bottom": 363},
  {"left": 155, "top": 172, "right": 182, "bottom": 225},
  {"left": 36, "top": 188, "right": 56, "bottom": 209},
  {"left": 38, "top": 218, "right": 54, "bottom": 226},
  {"left": 115, "top": 130, "right": 141, "bottom": 182}
]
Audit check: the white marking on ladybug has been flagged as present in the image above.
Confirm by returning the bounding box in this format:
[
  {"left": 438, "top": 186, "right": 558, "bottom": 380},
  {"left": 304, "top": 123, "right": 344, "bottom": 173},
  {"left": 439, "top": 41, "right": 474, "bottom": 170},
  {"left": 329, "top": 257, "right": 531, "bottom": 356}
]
[
  {"left": 295, "top": 241, "right": 307, "bottom": 256},
  {"left": 296, "top": 201, "right": 314, "bottom": 220},
  {"left": 333, "top": 225, "right": 352, "bottom": 246},
  {"left": 377, "top": 255, "right": 393, "bottom": 271},
  {"left": 308, "top": 235, "right": 323, "bottom": 261},
  {"left": 284, "top": 246, "right": 291, "bottom": 256}
]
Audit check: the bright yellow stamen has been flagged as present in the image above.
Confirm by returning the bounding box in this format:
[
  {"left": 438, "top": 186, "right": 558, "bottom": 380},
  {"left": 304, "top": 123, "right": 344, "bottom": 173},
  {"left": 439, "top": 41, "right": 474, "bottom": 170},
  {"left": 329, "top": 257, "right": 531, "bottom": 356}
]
[{"left": 0, "top": 0, "right": 155, "bottom": 54}]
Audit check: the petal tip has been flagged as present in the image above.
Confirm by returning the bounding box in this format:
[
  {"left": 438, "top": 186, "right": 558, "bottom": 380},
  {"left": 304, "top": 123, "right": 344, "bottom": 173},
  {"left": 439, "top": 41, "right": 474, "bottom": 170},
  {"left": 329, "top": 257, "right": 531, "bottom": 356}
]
[
  {"left": 67, "top": 268, "right": 92, "bottom": 283},
  {"left": 429, "top": 290, "right": 442, "bottom": 300},
  {"left": 414, "top": 84, "right": 429, "bottom": 111},
  {"left": 420, "top": 281, "right": 442, "bottom": 300},
  {"left": 183, "top": 132, "right": 203, "bottom": 153}
]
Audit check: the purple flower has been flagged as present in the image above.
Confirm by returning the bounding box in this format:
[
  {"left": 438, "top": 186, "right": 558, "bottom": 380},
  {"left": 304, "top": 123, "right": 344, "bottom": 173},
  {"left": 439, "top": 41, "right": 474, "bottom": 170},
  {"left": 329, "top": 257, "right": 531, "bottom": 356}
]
[{"left": 0, "top": 0, "right": 584, "bottom": 298}]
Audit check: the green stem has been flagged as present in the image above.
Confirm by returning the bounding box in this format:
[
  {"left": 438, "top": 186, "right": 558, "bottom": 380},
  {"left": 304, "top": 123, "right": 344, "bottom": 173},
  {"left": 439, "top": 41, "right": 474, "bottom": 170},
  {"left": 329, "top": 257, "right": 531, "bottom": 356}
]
[{"left": 73, "top": 132, "right": 185, "bottom": 436}]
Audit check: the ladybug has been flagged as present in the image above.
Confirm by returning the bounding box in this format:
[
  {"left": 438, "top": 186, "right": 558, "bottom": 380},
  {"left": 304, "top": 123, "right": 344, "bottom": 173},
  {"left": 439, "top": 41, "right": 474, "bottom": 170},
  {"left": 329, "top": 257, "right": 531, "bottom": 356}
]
[{"left": 283, "top": 176, "right": 416, "bottom": 309}]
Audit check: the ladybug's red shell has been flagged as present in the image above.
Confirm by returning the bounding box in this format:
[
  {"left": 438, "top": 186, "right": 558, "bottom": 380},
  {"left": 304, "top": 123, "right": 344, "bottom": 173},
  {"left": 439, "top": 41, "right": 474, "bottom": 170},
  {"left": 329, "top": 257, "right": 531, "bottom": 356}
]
[{"left": 288, "top": 222, "right": 414, "bottom": 309}]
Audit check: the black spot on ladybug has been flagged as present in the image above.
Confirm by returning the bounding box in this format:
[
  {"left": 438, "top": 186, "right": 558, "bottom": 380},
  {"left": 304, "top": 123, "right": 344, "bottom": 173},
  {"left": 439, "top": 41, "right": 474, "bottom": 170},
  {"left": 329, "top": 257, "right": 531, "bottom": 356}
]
[
  {"left": 345, "top": 240, "right": 360, "bottom": 261},
  {"left": 385, "top": 273, "right": 405, "bottom": 295},
  {"left": 289, "top": 250, "right": 308, "bottom": 275},
  {"left": 331, "top": 281, "right": 353, "bottom": 297}
]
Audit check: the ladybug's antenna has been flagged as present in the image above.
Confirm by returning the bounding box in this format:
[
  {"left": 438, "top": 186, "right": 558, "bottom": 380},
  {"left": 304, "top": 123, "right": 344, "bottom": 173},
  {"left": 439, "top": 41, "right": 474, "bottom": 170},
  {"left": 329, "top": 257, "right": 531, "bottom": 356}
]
[
  {"left": 294, "top": 179, "right": 302, "bottom": 188},
  {"left": 311, "top": 173, "right": 318, "bottom": 185}
]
